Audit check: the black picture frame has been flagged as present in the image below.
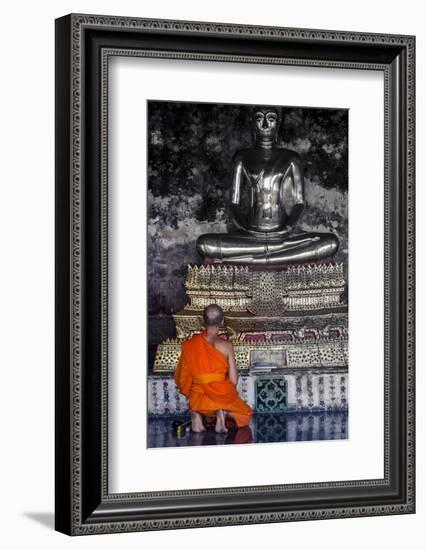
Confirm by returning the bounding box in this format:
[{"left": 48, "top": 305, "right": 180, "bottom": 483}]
[{"left": 55, "top": 13, "right": 415, "bottom": 535}]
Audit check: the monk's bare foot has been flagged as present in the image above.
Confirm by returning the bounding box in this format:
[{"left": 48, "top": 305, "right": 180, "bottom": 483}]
[
  {"left": 190, "top": 411, "right": 206, "bottom": 432},
  {"left": 215, "top": 409, "right": 228, "bottom": 433}
]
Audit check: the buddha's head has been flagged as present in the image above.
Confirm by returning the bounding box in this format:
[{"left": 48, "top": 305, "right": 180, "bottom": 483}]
[{"left": 252, "top": 106, "right": 280, "bottom": 145}]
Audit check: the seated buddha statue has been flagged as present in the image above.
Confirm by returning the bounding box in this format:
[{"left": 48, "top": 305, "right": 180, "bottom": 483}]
[{"left": 196, "top": 106, "right": 339, "bottom": 265}]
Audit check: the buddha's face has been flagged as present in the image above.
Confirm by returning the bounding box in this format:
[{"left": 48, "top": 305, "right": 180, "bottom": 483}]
[{"left": 253, "top": 109, "right": 278, "bottom": 139}]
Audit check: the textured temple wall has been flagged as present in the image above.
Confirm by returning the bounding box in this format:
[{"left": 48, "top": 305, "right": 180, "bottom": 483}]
[{"left": 147, "top": 101, "right": 349, "bottom": 358}]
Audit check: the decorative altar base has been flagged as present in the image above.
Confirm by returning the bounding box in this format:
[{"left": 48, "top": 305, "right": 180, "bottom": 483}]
[
  {"left": 149, "top": 261, "right": 349, "bottom": 416},
  {"left": 148, "top": 370, "right": 348, "bottom": 415}
]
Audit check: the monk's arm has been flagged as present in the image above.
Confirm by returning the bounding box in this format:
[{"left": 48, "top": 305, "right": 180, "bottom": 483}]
[
  {"left": 227, "top": 345, "right": 239, "bottom": 386},
  {"left": 174, "top": 352, "right": 192, "bottom": 397}
]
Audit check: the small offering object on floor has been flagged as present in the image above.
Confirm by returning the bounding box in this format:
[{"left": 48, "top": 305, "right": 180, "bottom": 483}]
[{"left": 171, "top": 419, "right": 191, "bottom": 438}]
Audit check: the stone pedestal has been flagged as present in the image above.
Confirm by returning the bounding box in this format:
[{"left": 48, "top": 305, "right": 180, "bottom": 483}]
[{"left": 149, "top": 261, "right": 348, "bottom": 415}]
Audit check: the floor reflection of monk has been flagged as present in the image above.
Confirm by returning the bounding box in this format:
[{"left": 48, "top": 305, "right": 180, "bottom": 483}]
[{"left": 174, "top": 304, "right": 253, "bottom": 433}]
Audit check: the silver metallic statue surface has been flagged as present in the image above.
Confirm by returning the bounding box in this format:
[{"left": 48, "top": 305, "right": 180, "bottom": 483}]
[{"left": 196, "top": 106, "right": 339, "bottom": 265}]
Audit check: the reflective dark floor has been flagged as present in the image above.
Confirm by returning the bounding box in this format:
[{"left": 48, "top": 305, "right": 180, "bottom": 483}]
[{"left": 147, "top": 411, "right": 348, "bottom": 448}]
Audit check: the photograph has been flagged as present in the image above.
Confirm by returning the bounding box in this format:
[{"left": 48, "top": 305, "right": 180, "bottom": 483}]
[{"left": 147, "top": 100, "right": 349, "bottom": 448}]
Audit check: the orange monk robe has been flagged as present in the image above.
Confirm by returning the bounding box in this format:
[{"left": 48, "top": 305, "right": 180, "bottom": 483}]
[{"left": 174, "top": 331, "right": 253, "bottom": 428}]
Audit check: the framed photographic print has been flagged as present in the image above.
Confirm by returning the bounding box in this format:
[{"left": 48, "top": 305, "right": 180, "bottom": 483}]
[{"left": 55, "top": 14, "right": 415, "bottom": 535}]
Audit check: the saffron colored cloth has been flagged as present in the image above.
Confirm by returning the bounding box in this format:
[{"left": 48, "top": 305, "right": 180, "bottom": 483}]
[{"left": 174, "top": 332, "right": 253, "bottom": 427}]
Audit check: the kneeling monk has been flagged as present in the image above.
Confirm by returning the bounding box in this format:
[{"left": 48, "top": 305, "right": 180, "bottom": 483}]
[{"left": 174, "top": 304, "right": 253, "bottom": 433}]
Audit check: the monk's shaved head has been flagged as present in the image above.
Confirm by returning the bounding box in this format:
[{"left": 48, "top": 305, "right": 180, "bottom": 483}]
[{"left": 203, "top": 304, "right": 224, "bottom": 327}]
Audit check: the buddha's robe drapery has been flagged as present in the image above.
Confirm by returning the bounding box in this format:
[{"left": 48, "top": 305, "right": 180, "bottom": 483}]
[{"left": 174, "top": 332, "right": 253, "bottom": 427}]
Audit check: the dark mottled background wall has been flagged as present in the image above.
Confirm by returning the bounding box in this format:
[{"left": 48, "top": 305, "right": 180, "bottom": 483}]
[{"left": 147, "top": 101, "right": 348, "bottom": 367}]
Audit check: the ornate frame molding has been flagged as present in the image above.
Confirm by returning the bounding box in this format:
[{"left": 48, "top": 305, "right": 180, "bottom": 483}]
[{"left": 55, "top": 14, "right": 415, "bottom": 535}]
